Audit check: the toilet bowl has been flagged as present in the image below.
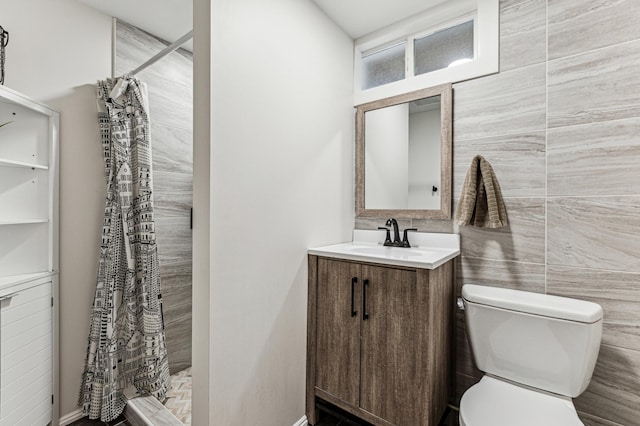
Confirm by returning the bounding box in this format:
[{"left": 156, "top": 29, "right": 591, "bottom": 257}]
[{"left": 458, "top": 284, "right": 603, "bottom": 426}]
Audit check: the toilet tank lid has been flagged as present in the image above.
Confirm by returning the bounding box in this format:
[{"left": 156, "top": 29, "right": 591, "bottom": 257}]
[{"left": 462, "top": 284, "right": 603, "bottom": 323}]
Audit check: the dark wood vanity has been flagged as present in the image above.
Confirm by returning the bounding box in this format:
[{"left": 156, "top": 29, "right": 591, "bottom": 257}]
[{"left": 306, "top": 255, "right": 454, "bottom": 426}]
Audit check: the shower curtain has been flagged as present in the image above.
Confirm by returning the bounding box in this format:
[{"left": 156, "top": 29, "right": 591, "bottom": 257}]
[{"left": 79, "top": 77, "right": 170, "bottom": 422}]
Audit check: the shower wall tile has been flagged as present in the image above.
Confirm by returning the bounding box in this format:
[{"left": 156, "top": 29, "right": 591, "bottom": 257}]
[
  {"left": 547, "top": 197, "right": 640, "bottom": 273},
  {"left": 115, "top": 21, "right": 193, "bottom": 84},
  {"left": 354, "top": 217, "right": 412, "bottom": 232},
  {"left": 499, "top": 0, "right": 529, "bottom": 10},
  {"left": 156, "top": 216, "right": 192, "bottom": 265},
  {"left": 548, "top": 0, "right": 640, "bottom": 60},
  {"left": 160, "top": 260, "right": 192, "bottom": 300},
  {"left": 456, "top": 313, "right": 481, "bottom": 380},
  {"left": 354, "top": 217, "right": 454, "bottom": 234},
  {"left": 163, "top": 296, "right": 192, "bottom": 327},
  {"left": 154, "top": 171, "right": 193, "bottom": 217},
  {"left": 446, "top": 2, "right": 640, "bottom": 422},
  {"left": 499, "top": 0, "right": 546, "bottom": 72},
  {"left": 455, "top": 372, "right": 480, "bottom": 406},
  {"left": 574, "top": 344, "right": 640, "bottom": 426},
  {"left": 548, "top": 40, "right": 640, "bottom": 128},
  {"left": 458, "top": 198, "right": 545, "bottom": 264},
  {"left": 453, "top": 131, "right": 545, "bottom": 198},
  {"left": 548, "top": 118, "right": 640, "bottom": 197},
  {"left": 116, "top": 25, "right": 193, "bottom": 131},
  {"left": 547, "top": 265, "right": 640, "bottom": 352},
  {"left": 152, "top": 125, "right": 193, "bottom": 175},
  {"left": 410, "top": 218, "right": 454, "bottom": 233},
  {"left": 117, "top": 49, "right": 193, "bottom": 88},
  {"left": 157, "top": 244, "right": 192, "bottom": 368},
  {"left": 118, "top": 20, "right": 193, "bottom": 375},
  {"left": 456, "top": 256, "right": 545, "bottom": 295},
  {"left": 579, "top": 412, "right": 625, "bottom": 426},
  {"left": 146, "top": 82, "right": 193, "bottom": 131},
  {"left": 165, "top": 316, "right": 192, "bottom": 375},
  {"left": 453, "top": 63, "right": 546, "bottom": 141}
]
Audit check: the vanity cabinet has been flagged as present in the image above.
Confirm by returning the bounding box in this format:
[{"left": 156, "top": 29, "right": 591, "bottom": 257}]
[{"left": 307, "top": 256, "right": 454, "bottom": 426}]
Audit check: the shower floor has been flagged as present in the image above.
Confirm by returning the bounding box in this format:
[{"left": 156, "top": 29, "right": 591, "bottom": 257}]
[{"left": 165, "top": 367, "right": 192, "bottom": 425}]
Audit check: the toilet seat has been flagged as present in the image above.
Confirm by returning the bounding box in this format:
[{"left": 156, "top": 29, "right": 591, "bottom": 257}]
[{"left": 459, "top": 376, "right": 584, "bottom": 426}]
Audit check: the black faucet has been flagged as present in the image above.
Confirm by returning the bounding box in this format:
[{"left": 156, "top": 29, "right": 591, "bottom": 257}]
[
  {"left": 385, "top": 218, "right": 402, "bottom": 246},
  {"left": 380, "top": 218, "right": 418, "bottom": 247},
  {"left": 402, "top": 227, "right": 418, "bottom": 247}
]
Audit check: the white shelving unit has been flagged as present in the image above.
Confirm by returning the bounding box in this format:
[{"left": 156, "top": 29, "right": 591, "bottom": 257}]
[
  {"left": 0, "top": 85, "right": 59, "bottom": 425},
  {"left": 0, "top": 85, "right": 58, "bottom": 278}
]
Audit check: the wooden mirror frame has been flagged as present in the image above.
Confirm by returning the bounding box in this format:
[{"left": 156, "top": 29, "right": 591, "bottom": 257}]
[{"left": 355, "top": 83, "right": 452, "bottom": 219}]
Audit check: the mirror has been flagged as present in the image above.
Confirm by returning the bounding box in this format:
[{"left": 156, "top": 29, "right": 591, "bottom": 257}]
[{"left": 355, "top": 84, "right": 452, "bottom": 219}]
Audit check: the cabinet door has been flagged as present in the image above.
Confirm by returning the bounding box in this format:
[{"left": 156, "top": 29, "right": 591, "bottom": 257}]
[
  {"left": 0, "top": 282, "right": 53, "bottom": 426},
  {"left": 360, "top": 265, "right": 430, "bottom": 426},
  {"left": 315, "top": 258, "right": 361, "bottom": 406}
]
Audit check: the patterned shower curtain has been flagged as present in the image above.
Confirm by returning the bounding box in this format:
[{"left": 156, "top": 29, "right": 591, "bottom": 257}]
[{"left": 79, "top": 77, "right": 170, "bottom": 422}]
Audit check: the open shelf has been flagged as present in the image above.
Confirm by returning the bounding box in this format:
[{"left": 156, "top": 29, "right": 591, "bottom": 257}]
[
  {"left": 0, "top": 85, "right": 58, "bottom": 282},
  {"left": 0, "top": 167, "right": 50, "bottom": 220},
  {"left": 0, "top": 158, "right": 48, "bottom": 170},
  {"left": 0, "top": 219, "right": 48, "bottom": 225},
  {"left": 0, "top": 222, "right": 50, "bottom": 276}
]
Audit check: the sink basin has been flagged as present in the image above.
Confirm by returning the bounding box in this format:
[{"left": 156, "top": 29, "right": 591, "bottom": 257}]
[{"left": 309, "top": 230, "right": 460, "bottom": 270}]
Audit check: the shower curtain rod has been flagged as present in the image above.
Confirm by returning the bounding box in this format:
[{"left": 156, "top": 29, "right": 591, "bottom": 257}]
[{"left": 129, "top": 30, "right": 193, "bottom": 76}]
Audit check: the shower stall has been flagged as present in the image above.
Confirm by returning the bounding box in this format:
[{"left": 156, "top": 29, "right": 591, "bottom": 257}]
[{"left": 115, "top": 20, "right": 194, "bottom": 425}]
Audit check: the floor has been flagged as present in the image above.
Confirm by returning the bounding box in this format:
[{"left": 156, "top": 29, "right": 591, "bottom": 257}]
[
  {"left": 70, "top": 374, "right": 460, "bottom": 426},
  {"left": 69, "top": 414, "right": 130, "bottom": 426},
  {"left": 164, "top": 367, "right": 193, "bottom": 425},
  {"left": 70, "top": 367, "right": 192, "bottom": 426},
  {"left": 69, "top": 410, "right": 457, "bottom": 426}
]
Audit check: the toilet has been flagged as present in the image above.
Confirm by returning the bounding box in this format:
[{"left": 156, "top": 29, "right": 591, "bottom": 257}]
[{"left": 459, "top": 284, "right": 603, "bottom": 426}]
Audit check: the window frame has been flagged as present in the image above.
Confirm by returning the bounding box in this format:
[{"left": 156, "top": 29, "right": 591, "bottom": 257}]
[{"left": 354, "top": 0, "right": 498, "bottom": 105}]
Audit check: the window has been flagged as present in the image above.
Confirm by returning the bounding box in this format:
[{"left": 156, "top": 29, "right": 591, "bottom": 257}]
[
  {"left": 361, "top": 42, "right": 406, "bottom": 90},
  {"left": 414, "top": 20, "right": 474, "bottom": 76},
  {"left": 354, "top": 0, "right": 498, "bottom": 105}
]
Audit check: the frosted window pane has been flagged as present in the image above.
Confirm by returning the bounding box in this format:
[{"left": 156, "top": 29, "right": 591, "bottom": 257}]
[
  {"left": 414, "top": 21, "right": 474, "bottom": 76},
  {"left": 361, "top": 42, "right": 406, "bottom": 90}
]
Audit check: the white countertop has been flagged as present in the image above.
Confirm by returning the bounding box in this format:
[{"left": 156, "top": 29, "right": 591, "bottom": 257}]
[{"left": 308, "top": 230, "right": 460, "bottom": 269}]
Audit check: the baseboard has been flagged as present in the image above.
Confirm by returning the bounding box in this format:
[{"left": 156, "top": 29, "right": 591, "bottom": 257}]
[
  {"left": 59, "top": 408, "right": 85, "bottom": 426},
  {"left": 293, "top": 415, "right": 308, "bottom": 426}
]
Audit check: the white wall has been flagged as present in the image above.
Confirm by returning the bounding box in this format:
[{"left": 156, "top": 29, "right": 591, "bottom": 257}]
[
  {"left": 193, "top": 0, "right": 354, "bottom": 423},
  {"left": 1, "top": 0, "right": 112, "bottom": 420}
]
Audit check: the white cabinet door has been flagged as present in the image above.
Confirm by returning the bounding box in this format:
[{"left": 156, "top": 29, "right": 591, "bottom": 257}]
[{"left": 0, "top": 282, "right": 52, "bottom": 426}]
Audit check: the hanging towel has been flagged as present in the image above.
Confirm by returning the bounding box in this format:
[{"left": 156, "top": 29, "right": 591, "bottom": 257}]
[{"left": 455, "top": 155, "right": 508, "bottom": 228}]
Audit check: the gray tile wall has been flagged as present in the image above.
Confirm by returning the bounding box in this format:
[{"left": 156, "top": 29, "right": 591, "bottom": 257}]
[
  {"left": 116, "top": 21, "right": 193, "bottom": 375},
  {"left": 356, "top": 1, "right": 640, "bottom": 424}
]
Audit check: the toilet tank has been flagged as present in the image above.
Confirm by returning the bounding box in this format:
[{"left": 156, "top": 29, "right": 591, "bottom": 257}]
[{"left": 462, "top": 284, "right": 603, "bottom": 398}]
